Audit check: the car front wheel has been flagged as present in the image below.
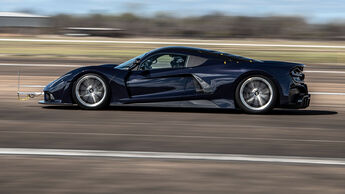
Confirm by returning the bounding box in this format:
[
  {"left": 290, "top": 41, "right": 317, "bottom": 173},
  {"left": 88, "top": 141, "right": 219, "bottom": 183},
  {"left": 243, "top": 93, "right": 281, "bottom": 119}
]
[
  {"left": 235, "top": 75, "right": 276, "bottom": 114},
  {"left": 72, "top": 73, "right": 109, "bottom": 109}
]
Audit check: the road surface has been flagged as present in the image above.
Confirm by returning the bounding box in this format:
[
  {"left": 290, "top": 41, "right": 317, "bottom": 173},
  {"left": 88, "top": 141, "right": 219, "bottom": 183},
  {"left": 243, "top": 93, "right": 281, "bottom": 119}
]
[{"left": 0, "top": 60, "right": 344, "bottom": 193}]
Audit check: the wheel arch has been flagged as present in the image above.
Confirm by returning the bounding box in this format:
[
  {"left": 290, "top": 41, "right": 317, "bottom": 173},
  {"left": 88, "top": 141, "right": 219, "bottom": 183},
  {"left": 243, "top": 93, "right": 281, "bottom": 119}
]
[
  {"left": 69, "top": 70, "right": 112, "bottom": 104},
  {"left": 233, "top": 70, "right": 282, "bottom": 108}
]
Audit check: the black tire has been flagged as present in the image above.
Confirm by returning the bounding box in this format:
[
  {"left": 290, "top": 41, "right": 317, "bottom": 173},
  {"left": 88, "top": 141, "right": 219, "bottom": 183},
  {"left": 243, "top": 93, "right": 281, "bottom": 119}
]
[
  {"left": 72, "top": 73, "right": 110, "bottom": 110},
  {"left": 235, "top": 75, "right": 277, "bottom": 114}
]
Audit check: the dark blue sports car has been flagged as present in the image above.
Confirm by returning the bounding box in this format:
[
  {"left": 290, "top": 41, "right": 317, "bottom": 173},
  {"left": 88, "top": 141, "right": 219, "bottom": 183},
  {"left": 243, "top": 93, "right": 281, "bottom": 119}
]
[{"left": 40, "top": 46, "right": 310, "bottom": 113}]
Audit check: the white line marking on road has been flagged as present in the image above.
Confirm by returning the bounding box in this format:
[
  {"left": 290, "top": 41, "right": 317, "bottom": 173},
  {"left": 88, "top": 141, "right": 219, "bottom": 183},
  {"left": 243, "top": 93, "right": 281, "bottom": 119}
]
[
  {"left": 309, "top": 92, "right": 345, "bottom": 96},
  {"left": 0, "top": 63, "right": 83, "bottom": 67},
  {"left": 1, "top": 38, "right": 345, "bottom": 49},
  {"left": 305, "top": 70, "right": 345, "bottom": 74},
  {"left": 0, "top": 148, "right": 344, "bottom": 165}
]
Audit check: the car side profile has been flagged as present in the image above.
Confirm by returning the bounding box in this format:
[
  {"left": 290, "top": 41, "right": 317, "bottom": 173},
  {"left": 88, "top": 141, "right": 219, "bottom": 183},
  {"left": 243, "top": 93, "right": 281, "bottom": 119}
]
[{"left": 40, "top": 46, "right": 310, "bottom": 113}]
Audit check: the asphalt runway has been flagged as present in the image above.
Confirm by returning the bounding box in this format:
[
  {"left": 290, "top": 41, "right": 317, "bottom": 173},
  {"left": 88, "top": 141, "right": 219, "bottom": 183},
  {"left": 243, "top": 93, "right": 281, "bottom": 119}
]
[{"left": 1, "top": 61, "right": 345, "bottom": 193}]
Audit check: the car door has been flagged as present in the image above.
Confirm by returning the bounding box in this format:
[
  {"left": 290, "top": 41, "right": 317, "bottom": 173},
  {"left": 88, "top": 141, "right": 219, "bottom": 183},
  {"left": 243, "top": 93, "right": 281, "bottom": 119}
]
[{"left": 124, "top": 53, "right": 198, "bottom": 103}]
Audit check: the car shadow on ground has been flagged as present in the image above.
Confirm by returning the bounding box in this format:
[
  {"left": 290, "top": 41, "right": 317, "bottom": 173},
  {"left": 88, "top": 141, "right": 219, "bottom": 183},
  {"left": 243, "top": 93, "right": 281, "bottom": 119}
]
[{"left": 42, "top": 105, "right": 337, "bottom": 115}]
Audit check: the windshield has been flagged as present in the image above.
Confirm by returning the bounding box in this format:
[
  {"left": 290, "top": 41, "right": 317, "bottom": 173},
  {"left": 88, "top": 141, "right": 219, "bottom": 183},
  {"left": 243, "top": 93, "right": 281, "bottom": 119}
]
[{"left": 115, "top": 54, "right": 145, "bottom": 70}]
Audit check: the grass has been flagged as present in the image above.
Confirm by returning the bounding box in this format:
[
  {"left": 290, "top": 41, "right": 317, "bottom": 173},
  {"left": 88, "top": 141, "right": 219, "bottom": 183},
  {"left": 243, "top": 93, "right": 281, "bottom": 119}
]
[{"left": 1, "top": 37, "right": 345, "bottom": 64}]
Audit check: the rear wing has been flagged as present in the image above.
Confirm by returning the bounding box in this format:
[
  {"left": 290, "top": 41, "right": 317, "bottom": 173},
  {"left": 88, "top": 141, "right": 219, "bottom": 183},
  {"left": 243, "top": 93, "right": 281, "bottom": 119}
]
[{"left": 17, "top": 71, "right": 44, "bottom": 100}]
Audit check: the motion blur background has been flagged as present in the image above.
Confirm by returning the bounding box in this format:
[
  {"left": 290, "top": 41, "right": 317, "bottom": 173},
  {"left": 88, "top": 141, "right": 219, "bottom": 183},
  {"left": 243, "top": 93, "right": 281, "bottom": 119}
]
[
  {"left": 1, "top": 0, "right": 345, "bottom": 39},
  {"left": 1, "top": 0, "right": 345, "bottom": 66},
  {"left": 1, "top": 0, "right": 345, "bottom": 193}
]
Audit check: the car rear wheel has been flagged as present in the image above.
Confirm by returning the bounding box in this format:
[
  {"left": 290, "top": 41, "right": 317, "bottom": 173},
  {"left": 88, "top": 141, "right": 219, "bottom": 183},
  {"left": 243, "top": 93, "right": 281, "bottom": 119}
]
[
  {"left": 235, "top": 75, "right": 276, "bottom": 114},
  {"left": 73, "top": 73, "right": 109, "bottom": 109}
]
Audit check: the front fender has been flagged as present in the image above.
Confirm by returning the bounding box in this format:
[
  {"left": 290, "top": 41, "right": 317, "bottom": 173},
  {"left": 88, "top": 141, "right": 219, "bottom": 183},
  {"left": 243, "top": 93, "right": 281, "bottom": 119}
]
[{"left": 44, "top": 65, "right": 117, "bottom": 104}]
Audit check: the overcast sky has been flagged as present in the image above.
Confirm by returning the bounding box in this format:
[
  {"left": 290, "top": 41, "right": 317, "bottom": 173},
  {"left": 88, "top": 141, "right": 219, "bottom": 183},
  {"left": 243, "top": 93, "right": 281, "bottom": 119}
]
[{"left": 0, "top": 0, "right": 344, "bottom": 23}]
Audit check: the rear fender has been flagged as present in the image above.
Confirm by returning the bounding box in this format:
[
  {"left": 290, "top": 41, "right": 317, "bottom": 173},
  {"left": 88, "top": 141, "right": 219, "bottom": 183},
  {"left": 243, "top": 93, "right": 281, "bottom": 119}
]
[{"left": 233, "top": 71, "right": 283, "bottom": 107}]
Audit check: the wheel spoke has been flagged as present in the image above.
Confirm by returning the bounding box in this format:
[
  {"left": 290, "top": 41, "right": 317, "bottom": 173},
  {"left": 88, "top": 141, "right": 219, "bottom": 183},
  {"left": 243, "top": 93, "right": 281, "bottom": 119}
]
[
  {"left": 249, "top": 82, "right": 255, "bottom": 90},
  {"left": 246, "top": 96, "right": 255, "bottom": 104},
  {"left": 81, "top": 82, "right": 88, "bottom": 88},
  {"left": 260, "top": 94, "right": 269, "bottom": 100},
  {"left": 257, "top": 96, "right": 264, "bottom": 106},
  {"left": 262, "top": 88, "right": 270, "bottom": 94},
  {"left": 94, "top": 91, "right": 103, "bottom": 97},
  {"left": 84, "top": 79, "right": 91, "bottom": 87},
  {"left": 86, "top": 95, "right": 92, "bottom": 103},
  {"left": 91, "top": 93, "right": 97, "bottom": 103}
]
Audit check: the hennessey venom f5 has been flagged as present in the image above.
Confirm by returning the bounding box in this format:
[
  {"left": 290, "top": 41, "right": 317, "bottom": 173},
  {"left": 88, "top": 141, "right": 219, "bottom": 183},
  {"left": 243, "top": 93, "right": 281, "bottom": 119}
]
[{"left": 40, "top": 46, "right": 310, "bottom": 113}]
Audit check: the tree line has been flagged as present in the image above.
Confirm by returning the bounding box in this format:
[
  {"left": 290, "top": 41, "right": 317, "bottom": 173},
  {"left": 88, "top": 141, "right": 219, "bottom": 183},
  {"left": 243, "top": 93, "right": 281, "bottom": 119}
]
[{"left": 51, "top": 13, "right": 345, "bottom": 40}]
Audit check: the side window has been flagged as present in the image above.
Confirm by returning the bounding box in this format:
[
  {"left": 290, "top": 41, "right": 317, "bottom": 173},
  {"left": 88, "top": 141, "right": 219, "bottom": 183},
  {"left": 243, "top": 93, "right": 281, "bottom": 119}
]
[
  {"left": 187, "top": 55, "right": 207, "bottom": 67},
  {"left": 138, "top": 54, "right": 187, "bottom": 71}
]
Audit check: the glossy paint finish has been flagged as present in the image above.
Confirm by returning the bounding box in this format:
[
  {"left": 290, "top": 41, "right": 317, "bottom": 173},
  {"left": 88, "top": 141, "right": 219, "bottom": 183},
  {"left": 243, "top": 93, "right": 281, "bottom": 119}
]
[{"left": 41, "top": 46, "right": 309, "bottom": 109}]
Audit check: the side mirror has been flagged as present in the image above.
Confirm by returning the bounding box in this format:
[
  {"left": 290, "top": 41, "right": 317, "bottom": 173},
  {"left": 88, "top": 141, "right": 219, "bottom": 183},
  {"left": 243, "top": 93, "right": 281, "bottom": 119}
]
[{"left": 129, "top": 58, "right": 141, "bottom": 71}]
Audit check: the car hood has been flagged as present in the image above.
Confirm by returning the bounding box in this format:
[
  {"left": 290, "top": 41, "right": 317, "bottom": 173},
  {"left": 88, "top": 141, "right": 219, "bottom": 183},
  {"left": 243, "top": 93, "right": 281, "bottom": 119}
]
[
  {"left": 44, "top": 63, "right": 119, "bottom": 91},
  {"left": 99, "top": 64, "right": 118, "bottom": 68}
]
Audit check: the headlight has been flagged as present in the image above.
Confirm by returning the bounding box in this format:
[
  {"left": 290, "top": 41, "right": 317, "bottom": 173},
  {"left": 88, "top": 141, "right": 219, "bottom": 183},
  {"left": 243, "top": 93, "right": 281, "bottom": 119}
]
[
  {"left": 290, "top": 66, "right": 305, "bottom": 83},
  {"left": 44, "top": 92, "right": 55, "bottom": 101}
]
